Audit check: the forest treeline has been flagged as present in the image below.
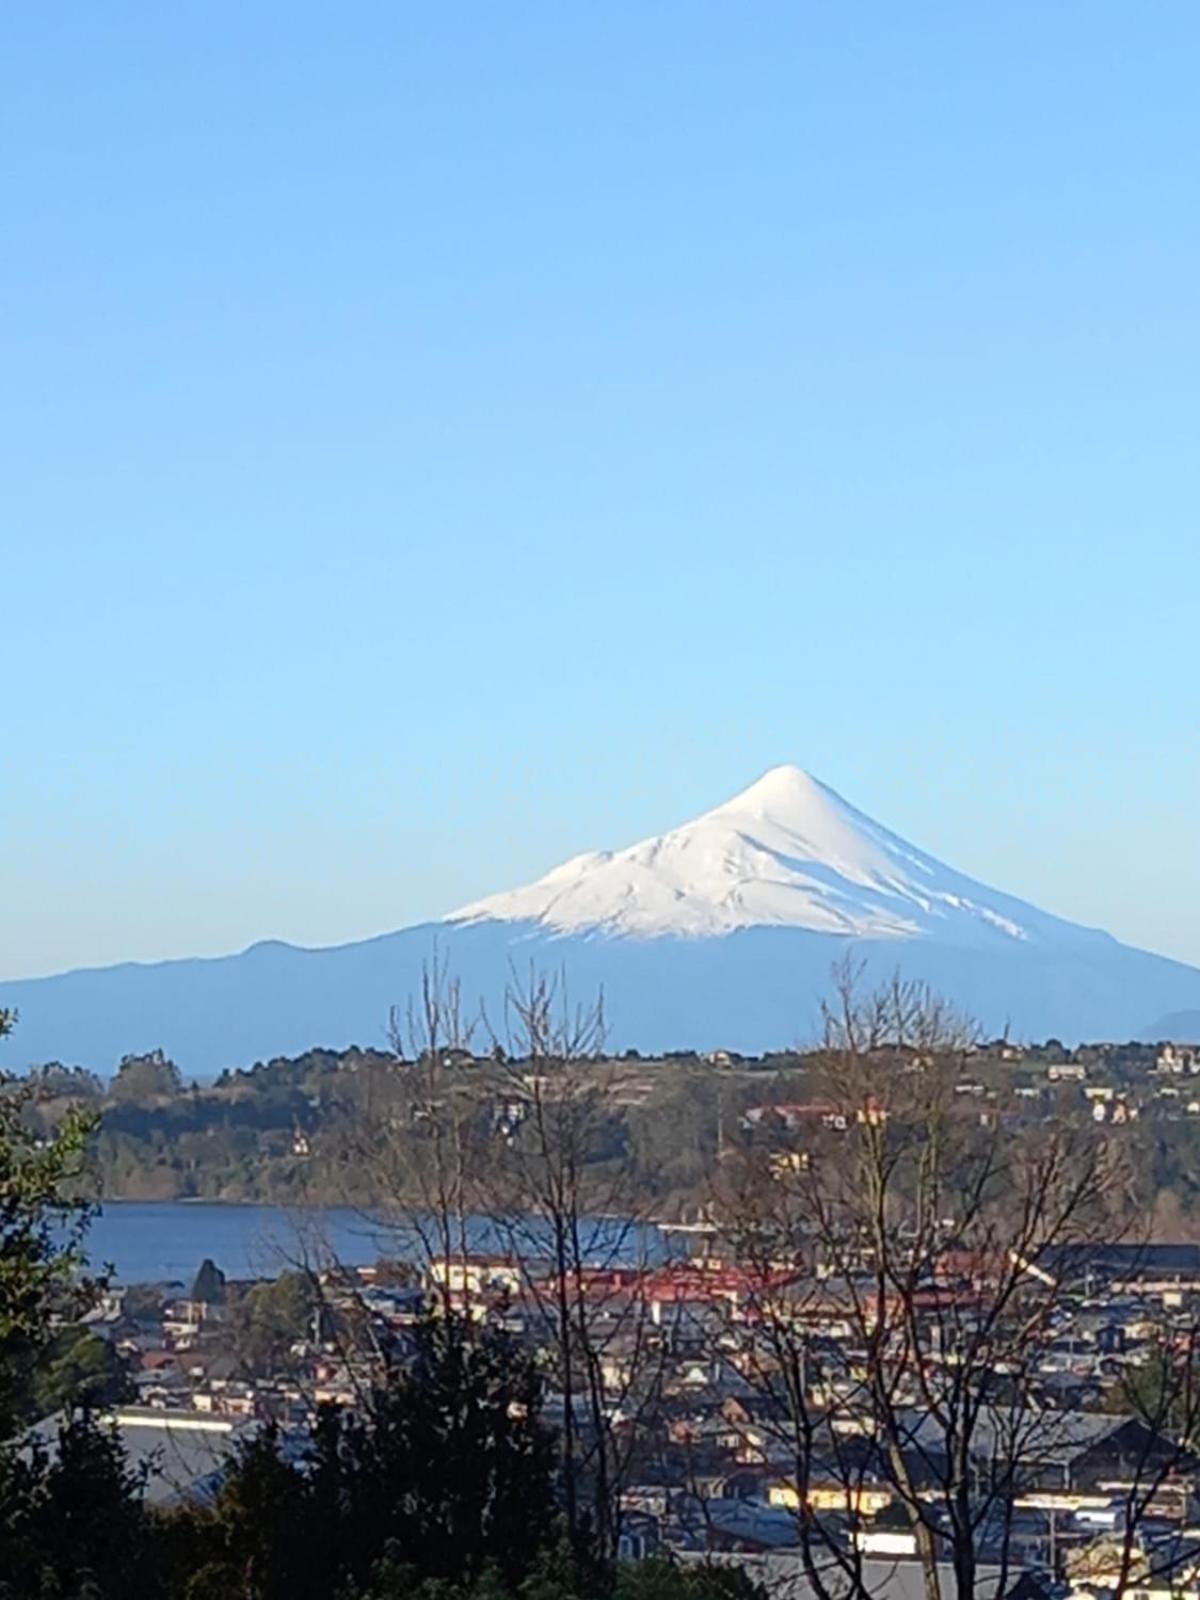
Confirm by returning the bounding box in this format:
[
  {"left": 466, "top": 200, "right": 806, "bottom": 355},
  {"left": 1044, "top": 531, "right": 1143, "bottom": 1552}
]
[{"left": 14, "top": 1033, "right": 1200, "bottom": 1229}]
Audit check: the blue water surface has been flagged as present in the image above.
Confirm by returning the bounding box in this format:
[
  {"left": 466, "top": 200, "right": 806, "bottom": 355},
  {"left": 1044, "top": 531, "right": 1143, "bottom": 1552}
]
[{"left": 86, "top": 1202, "right": 668, "bottom": 1285}]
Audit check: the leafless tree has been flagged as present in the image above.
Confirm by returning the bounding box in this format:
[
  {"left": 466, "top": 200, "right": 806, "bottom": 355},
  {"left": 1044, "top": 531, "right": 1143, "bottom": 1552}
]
[
  {"left": 329, "top": 945, "right": 488, "bottom": 1319},
  {"left": 710, "top": 963, "right": 1196, "bottom": 1600},
  {"left": 1095, "top": 1319, "right": 1200, "bottom": 1600},
  {"left": 481, "top": 963, "right": 664, "bottom": 1564}
]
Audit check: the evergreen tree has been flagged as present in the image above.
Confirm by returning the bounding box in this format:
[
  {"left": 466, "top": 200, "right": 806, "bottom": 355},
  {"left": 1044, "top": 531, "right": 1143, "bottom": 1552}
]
[
  {"left": 340, "top": 1314, "right": 558, "bottom": 1589},
  {"left": 0, "top": 1011, "right": 101, "bottom": 1437},
  {"left": 0, "top": 1410, "right": 152, "bottom": 1600},
  {"left": 162, "top": 1312, "right": 558, "bottom": 1600},
  {"left": 109, "top": 1049, "right": 183, "bottom": 1103},
  {"left": 190, "top": 1257, "right": 226, "bottom": 1306},
  {"left": 176, "top": 1423, "right": 307, "bottom": 1600}
]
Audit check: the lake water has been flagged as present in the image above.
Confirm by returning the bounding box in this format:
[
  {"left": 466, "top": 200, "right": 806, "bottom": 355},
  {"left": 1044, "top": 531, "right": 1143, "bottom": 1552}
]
[
  {"left": 86, "top": 1202, "right": 670, "bottom": 1285},
  {"left": 87, "top": 1202, "right": 420, "bottom": 1285}
]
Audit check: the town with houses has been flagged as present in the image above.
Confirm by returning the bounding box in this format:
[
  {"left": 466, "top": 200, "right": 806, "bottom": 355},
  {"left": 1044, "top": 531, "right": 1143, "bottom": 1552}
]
[{"left": 50, "top": 1034, "right": 1200, "bottom": 1600}]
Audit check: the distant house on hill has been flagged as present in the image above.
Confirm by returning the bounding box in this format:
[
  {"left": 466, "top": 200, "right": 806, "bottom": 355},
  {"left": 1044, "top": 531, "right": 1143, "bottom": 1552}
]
[
  {"left": 1158, "top": 1043, "right": 1200, "bottom": 1075},
  {"left": 1047, "top": 1062, "right": 1086, "bottom": 1082},
  {"left": 742, "top": 1102, "right": 847, "bottom": 1132}
]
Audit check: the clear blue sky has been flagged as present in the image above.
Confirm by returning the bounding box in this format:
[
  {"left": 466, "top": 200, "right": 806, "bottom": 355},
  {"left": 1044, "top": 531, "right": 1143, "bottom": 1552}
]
[{"left": 5, "top": 3, "right": 1199, "bottom": 980}]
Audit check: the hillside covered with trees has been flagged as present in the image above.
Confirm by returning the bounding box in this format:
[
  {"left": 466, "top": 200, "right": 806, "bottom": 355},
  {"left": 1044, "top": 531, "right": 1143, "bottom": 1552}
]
[{"left": 14, "top": 1023, "right": 1200, "bottom": 1232}]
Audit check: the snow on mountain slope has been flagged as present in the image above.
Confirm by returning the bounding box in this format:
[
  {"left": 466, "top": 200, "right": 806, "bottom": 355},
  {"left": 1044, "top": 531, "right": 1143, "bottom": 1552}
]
[{"left": 449, "top": 765, "right": 1092, "bottom": 947}]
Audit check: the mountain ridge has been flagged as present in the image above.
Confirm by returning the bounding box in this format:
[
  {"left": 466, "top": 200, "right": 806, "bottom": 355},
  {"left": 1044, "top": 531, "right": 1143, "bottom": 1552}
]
[{"left": 3, "top": 766, "right": 1199, "bottom": 1073}]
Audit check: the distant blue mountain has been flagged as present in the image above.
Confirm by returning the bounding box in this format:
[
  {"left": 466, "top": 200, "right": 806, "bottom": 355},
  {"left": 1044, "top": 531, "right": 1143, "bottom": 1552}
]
[
  {"left": 5, "top": 767, "right": 1200, "bottom": 1075},
  {"left": 1142, "top": 1011, "right": 1200, "bottom": 1043}
]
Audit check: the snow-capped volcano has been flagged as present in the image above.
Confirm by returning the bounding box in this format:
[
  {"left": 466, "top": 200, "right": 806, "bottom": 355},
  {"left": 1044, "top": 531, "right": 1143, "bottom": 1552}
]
[
  {"left": 7, "top": 764, "right": 1200, "bottom": 1073},
  {"left": 450, "top": 765, "right": 1072, "bottom": 947}
]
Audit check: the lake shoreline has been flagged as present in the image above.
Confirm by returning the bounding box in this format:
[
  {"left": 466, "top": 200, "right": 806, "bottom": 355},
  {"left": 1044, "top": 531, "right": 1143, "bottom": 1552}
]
[{"left": 86, "top": 1200, "right": 672, "bottom": 1285}]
